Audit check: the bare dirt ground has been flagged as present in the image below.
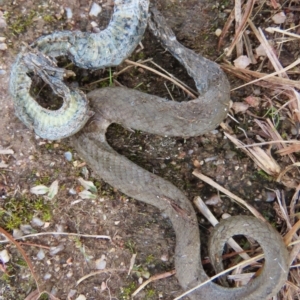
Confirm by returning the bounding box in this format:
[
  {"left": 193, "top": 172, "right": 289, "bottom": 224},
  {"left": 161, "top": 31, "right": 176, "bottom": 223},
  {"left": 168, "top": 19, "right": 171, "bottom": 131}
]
[{"left": 1, "top": 0, "right": 300, "bottom": 300}]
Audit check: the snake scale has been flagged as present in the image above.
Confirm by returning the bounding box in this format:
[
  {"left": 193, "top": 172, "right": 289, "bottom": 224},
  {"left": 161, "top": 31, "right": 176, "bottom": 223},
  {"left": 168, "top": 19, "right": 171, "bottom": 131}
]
[{"left": 9, "top": 1, "right": 289, "bottom": 299}]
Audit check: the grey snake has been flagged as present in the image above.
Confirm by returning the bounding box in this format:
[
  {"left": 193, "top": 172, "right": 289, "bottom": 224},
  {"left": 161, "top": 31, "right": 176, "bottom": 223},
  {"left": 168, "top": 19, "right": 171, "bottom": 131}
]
[{"left": 9, "top": 1, "right": 289, "bottom": 299}]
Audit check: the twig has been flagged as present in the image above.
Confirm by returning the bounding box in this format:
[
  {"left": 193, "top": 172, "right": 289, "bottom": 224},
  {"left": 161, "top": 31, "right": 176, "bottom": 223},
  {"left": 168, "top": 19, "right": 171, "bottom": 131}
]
[
  {"left": 0, "top": 227, "right": 40, "bottom": 292},
  {"left": 226, "top": 0, "right": 255, "bottom": 56},
  {"left": 0, "top": 231, "right": 111, "bottom": 243},
  {"left": 131, "top": 270, "right": 176, "bottom": 297},
  {"left": 76, "top": 268, "right": 127, "bottom": 286},
  {"left": 229, "top": 58, "right": 300, "bottom": 91},
  {"left": 124, "top": 59, "right": 197, "bottom": 99},
  {"left": 192, "top": 170, "right": 265, "bottom": 220},
  {"left": 173, "top": 253, "right": 264, "bottom": 300}
]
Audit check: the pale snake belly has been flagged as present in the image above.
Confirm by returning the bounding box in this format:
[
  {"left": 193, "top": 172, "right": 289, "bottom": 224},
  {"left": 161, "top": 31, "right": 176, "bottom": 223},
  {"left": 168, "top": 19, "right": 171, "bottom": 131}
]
[{"left": 9, "top": 1, "right": 289, "bottom": 299}]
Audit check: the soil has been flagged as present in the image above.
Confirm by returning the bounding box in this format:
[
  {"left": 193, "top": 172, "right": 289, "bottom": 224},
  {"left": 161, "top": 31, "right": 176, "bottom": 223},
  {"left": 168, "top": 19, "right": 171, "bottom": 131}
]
[{"left": 0, "top": 1, "right": 299, "bottom": 300}]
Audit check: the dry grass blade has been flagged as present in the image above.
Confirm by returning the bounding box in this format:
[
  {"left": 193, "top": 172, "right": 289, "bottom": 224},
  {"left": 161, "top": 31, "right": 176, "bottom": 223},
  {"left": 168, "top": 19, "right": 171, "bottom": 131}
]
[
  {"left": 255, "top": 119, "right": 296, "bottom": 164},
  {"left": 0, "top": 226, "right": 40, "bottom": 292},
  {"left": 192, "top": 170, "right": 264, "bottom": 220},
  {"left": 224, "top": 132, "right": 281, "bottom": 176},
  {"left": 0, "top": 149, "right": 14, "bottom": 154},
  {"left": 128, "top": 253, "right": 136, "bottom": 275},
  {"left": 24, "top": 290, "right": 60, "bottom": 300},
  {"left": 243, "top": 32, "right": 257, "bottom": 64},
  {"left": 76, "top": 268, "right": 127, "bottom": 286},
  {"left": 248, "top": 19, "right": 287, "bottom": 77},
  {"left": 277, "top": 162, "right": 300, "bottom": 184},
  {"left": 247, "top": 19, "right": 300, "bottom": 124},
  {"left": 131, "top": 270, "right": 176, "bottom": 297},
  {"left": 234, "top": 0, "right": 243, "bottom": 57},
  {"left": 224, "top": 59, "right": 300, "bottom": 91},
  {"left": 225, "top": 0, "right": 255, "bottom": 56},
  {"left": 0, "top": 162, "right": 8, "bottom": 168},
  {"left": 237, "top": 140, "right": 300, "bottom": 148},
  {"left": 273, "top": 189, "right": 291, "bottom": 229},
  {"left": 265, "top": 27, "right": 300, "bottom": 40},
  {"left": 194, "top": 196, "right": 251, "bottom": 260},
  {"left": 173, "top": 253, "right": 264, "bottom": 300},
  {"left": 124, "top": 59, "right": 197, "bottom": 99},
  {"left": 277, "top": 144, "right": 300, "bottom": 155},
  {"left": 289, "top": 184, "right": 300, "bottom": 225},
  {"left": 0, "top": 231, "right": 111, "bottom": 244},
  {"left": 284, "top": 220, "right": 300, "bottom": 245},
  {"left": 218, "top": 5, "right": 235, "bottom": 50}
]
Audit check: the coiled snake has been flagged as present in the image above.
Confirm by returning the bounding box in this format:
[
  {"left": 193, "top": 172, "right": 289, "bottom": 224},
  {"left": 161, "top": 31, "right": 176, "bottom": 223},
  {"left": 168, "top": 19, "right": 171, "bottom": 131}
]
[{"left": 9, "top": 1, "right": 289, "bottom": 299}]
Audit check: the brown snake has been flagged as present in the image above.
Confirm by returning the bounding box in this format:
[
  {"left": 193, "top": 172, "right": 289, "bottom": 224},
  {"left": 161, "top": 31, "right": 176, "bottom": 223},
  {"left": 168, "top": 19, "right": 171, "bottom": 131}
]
[{"left": 9, "top": 3, "right": 289, "bottom": 299}]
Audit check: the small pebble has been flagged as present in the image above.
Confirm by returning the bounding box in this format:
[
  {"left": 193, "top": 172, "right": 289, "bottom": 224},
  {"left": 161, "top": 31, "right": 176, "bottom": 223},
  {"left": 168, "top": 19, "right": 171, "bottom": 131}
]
[
  {"left": 31, "top": 217, "right": 45, "bottom": 227},
  {"left": 65, "top": 7, "right": 73, "bottom": 19},
  {"left": 13, "top": 229, "right": 23, "bottom": 238},
  {"left": 68, "top": 290, "right": 77, "bottom": 299},
  {"left": 43, "top": 273, "right": 52, "bottom": 280},
  {"left": 95, "top": 254, "right": 107, "bottom": 269},
  {"left": 69, "top": 188, "right": 77, "bottom": 195},
  {"left": 20, "top": 224, "right": 34, "bottom": 234},
  {"left": 89, "top": 2, "right": 102, "bottom": 17},
  {"left": 160, "top": 254, "right": 169, "bottom": 262},
  {"left": 0, "top": 43, "right": 7, "bottom": 50},
  {"left": 215, "top": 28, "right": 222, "bottom": 36},
  {"left": 64, "top": 151, "right": 72, "bottom": 161},
  {"left": 36, "top": 249, "right": 45, "bottom": 260},
  {"left": 0, "top": 249, "right": 10, "bottom": 263},
  {"left": 49, "top": 243, "right": 65, "bottom": 256},
  {"left": 265, "top": 191, "right": 276, "bottom": 202}
]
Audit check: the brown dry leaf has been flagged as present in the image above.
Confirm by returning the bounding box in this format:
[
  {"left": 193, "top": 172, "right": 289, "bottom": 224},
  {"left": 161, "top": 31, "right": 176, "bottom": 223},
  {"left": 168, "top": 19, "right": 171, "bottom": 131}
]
[
  {"left": 272, "top": 12, "right": 286, "bottom": 24},
  {"left": 225, "top": 132, "right": 281, "bottom": 176},
  {"left": 244, "top": 95, "right": 260, "bottom": 107},
  {"left": 234, "top": 55, "right": 251, "bottom": 69},
  {"left": 232, "top": 102, "right": 249, "bottom": 113},
  {"left": 269, "top": 0, "right": 280, "bottom": 9},
  {"left": 277, "top": 144, "right": 300, "bottom": 155}
]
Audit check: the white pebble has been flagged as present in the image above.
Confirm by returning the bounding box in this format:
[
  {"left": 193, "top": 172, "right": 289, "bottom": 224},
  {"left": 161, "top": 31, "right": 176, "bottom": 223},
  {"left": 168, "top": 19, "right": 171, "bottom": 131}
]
[
  {"left": 13, "top": 229, "right": 23, "bottom": 238},
  {"left": 65, "top": 7, "right": 73, "bottom": 19},
  {"left": 31, "top": 217, "right": 45, "bottom": 227},
  {"left": 0, "top": 249, "right": 10, "bottom": 263},
  {"left": 49, "top": 244, "right": 65, "bottom": 256},
  {"left": 36, "top": 249, "right": 45, "bottom": 260},
  {"left": 0, "top": 43, "right": 7, "bottom": 50},
  {"left": 95, "top": 254, "right": 107, "bottom": 269},
  {"left": 64, "top": 151, "right": 72, "bottom": 161},
  {"left": 215, "top": 28, "right": 222, "bottom": 36},
  {"left": 89, "top": 2, "right": 102, "bottom": 17},
  {"left": 44, "top": 273, "right": 52, "bottom": 280}
]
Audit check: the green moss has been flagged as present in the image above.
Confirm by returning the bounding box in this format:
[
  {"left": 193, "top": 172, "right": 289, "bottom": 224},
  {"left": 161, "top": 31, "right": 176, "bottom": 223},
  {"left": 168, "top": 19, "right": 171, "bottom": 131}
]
[
  {"left": 2, "top": 197, "right": 52, "bottom": 231},
  {"left": 255, "top": 170, "right": 273, "bottom": 181},
  {"left": 43, "top": 14, "right": 55, "bottom": 23},
  {"left": 0, "top": 273, "right": 10, "bottom": 283},
  {"left": 124, "top": 240, "right": 136, "bottom": 253},
  {"left": 8, "top": 10, "right": 37, "bottom": 35},
  {"left": 145, "top": 288, "right": 156, "bottom": 298},
  {"left": 15, "top": 258, "right": 27, "bottom": 267},
  {"left": 120, "top": 282, "right": 137, "bottom": 300},
  {"left": 145, "top": 254, "right": 155, "bottom": 264}
]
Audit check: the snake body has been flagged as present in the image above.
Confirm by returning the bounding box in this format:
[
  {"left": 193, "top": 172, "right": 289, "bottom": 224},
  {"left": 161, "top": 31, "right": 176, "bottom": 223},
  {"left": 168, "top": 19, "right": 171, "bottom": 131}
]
[
  {"left": 9, "top": 1, "right": 289, "bottom": 299},
  {"left": 9, "top": 0, "right": 149, "bottom": 139}
]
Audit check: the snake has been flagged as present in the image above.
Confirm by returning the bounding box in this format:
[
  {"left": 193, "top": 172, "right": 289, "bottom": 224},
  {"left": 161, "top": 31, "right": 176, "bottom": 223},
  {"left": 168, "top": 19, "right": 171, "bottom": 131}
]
[{"left": 9, "top": 1, "right": 289, "bottom": 299}]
